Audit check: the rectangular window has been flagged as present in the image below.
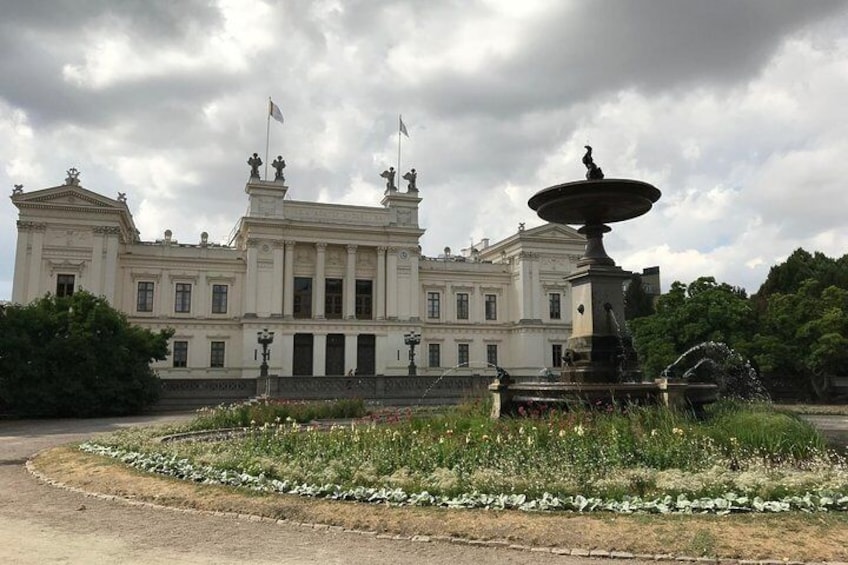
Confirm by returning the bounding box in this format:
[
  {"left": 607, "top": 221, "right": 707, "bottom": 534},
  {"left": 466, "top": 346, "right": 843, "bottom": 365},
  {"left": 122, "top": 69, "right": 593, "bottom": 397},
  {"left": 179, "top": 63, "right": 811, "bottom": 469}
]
[
  {"left": 293, "top": 277, "right": 312, "bottom": 319},
  {"left": 325, "top": 278, "right": 343, "bottom": 319},
  {"left": 427, "top": 292, "right": 440, "bottom": 319},
  {"left": 487, "top": 344, "right": 498, "bottom": 367},
  {"left": 552, "top": 344, "right": 563, "bottom": 368},
  {"left": 212, "top": 284, "right": 228, "bottom": 314},
  {"left": 210, "top": 341, "right": 225, "bottom": 368},
  {"left": 428, "top": 343, "right": 441, "bottom": 368},
  {"left": 457, "top": 343, "right": 469, "bottom": 367},
  {"left": 485, "top": 294, "right": 497, "bottom": 320},
  {"left": 456, "top": 293, "right": 469, "bottom": 320},
  {"left": 173, "top": 340, "right": 188, "bottom": 368},
  {"left": 137, "top": 281, "right": 154, "bottom": 312},
  {"left": 549, "top": 293, "right": 561, "bottom": 319},
  {"left": 56, "top": 274, "right": 75, "bottom": 297},
  {"left": 175, "top": 283, "right": 192, "bottom": 313},
  {"left": 355, "top": 279, "right": 373, "bottom": 320}
]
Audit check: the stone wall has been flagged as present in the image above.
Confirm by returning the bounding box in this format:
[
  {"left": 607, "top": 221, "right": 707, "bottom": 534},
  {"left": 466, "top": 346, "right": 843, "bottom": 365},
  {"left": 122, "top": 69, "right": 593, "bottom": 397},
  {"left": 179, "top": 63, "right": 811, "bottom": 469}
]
[{"left": 155, "top": 374, "right": 493, "bottom": 412}]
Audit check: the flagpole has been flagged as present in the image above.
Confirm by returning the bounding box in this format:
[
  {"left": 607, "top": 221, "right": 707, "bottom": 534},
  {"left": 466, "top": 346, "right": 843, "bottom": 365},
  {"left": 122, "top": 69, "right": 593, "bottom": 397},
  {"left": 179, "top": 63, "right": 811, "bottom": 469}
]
[
  {"left": 265, "top": 97, "right": 272, "bottom": 180},
  {"left": 397, "top": 114, "right": 402, "bottom": 188}
]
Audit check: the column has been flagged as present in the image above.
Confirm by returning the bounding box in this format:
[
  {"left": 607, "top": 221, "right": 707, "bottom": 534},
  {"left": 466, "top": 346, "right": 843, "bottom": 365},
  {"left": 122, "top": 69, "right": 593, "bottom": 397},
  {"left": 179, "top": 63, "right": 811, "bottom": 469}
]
[
  {"left": 313, "top": 333, "right": 327, "bottom": 376},
  {"left": 386, "top": 247, "right": 398, "bottom": 319},
  {"left": 244, "top": 239, "right": 259, "bottom": 316},
  {"left": 271, "top": 242, "right": 284, "bottom": 316},
  {"left": 283, "top": 241, "right": 295, "bottom": 318},
  {"left": 376, "top": 246, "right": 386, "bottom": 320},
  {"left": 315, "top": 242, "right": 326, "bottom": 319},
  {"left": 344, "top": 244, "right": 357, "bottom": 319},
  {"left": 26, "top": 225, "right": 45, "bottom": 303}
]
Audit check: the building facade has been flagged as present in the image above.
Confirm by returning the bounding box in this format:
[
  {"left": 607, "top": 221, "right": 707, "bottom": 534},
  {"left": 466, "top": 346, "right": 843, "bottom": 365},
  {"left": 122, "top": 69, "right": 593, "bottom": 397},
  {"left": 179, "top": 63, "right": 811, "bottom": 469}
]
[{"left": 11, "top": 166, "right": 595, "bottom": 379}]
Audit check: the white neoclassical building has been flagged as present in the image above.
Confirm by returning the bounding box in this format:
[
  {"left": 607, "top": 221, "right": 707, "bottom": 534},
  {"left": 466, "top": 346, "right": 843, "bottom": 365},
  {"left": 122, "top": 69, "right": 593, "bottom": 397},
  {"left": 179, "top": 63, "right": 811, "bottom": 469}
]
[{"left": 10, "top": 165, "right": 618, "bottom": 380}]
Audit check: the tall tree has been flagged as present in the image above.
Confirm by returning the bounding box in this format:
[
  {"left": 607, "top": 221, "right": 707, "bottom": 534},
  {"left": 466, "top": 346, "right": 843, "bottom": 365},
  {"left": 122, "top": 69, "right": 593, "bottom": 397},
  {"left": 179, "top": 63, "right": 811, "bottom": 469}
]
[
  {"left": 0, "top": 291, "right": 173, "bottom": 417},
  {"left": 753, "top": 280, "right": 848, "bottom": 399},
  {"left": 630, "top": 277, "right": 756, "bottom": 379}
]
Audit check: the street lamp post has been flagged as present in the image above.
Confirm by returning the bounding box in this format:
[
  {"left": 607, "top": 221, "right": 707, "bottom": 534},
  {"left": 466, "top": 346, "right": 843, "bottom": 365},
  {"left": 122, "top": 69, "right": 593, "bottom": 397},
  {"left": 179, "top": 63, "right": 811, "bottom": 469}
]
[
  {"left": 257, "top": 329, "right": 275, "bottom": 395},
  {"left": 403, "top": 331, "right": 421, "bottom": 376}
]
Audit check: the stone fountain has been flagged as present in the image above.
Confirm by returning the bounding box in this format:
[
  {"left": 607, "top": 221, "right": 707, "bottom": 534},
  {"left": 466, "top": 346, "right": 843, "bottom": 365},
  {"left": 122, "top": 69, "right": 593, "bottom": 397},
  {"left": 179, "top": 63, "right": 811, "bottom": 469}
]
[{"left": 489, "top": 147, "right": 718, "bottom": 417}]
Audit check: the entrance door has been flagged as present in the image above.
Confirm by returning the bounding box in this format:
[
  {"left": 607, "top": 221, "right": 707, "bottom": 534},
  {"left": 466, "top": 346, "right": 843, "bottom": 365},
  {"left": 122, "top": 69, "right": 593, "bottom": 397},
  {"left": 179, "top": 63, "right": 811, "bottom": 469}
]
[
  {"left": 325, "top": 333, "right": 345, "bottom": 375},
  {"left": 356, "top": 334, "right": 376, "bottom": 375},
  {"left": 292, "top": 333, "right": 314, "bottom": 376}
]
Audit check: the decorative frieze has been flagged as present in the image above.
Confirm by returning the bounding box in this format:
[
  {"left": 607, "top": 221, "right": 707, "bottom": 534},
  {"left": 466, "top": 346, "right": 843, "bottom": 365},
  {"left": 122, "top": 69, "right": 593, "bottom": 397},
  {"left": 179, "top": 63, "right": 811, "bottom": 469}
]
[{"left": 17, "top": 220, "right": 46, "bottom": 232}]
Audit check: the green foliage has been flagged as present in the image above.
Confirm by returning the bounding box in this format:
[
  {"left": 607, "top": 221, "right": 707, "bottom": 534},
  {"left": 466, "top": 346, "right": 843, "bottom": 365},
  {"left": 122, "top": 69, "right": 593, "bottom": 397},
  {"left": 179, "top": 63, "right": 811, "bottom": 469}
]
[
  {"left": 756, "top": 248, "right": 848, "bottom": 299},
  {"left": 624, "top": 274, "right": 655, "bottom": 321},
  {"left": 96, "top": 401, "right": 841, "bottom": 503},
  {"left": 753, "top": 280, "right": 848, "bottom": 399},
  {"left": 0, "top": 291, "right": 173, "bottom": 417},
  {"left": 187, "top": 398, "right": 367, "bottom": 430},
  {"left": 630, "top": 277, "right": 756, "bottom": 379}
]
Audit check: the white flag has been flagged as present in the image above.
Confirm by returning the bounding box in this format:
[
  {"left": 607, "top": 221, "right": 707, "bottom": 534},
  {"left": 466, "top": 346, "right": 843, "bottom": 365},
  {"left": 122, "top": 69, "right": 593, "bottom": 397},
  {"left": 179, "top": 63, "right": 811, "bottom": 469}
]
[
  {"left": 399, "top": 115, "right": 409, "bottom": 137},
  {"left": 269, "top": 99, "right": 284, "bottom": 124}
]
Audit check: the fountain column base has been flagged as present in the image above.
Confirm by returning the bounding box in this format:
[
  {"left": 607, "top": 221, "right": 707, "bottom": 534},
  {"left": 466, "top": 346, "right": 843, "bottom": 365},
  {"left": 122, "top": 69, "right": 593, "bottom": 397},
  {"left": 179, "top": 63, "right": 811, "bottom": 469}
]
[{"left": 563, "top": 264, "right": 634, "bottom": 383}]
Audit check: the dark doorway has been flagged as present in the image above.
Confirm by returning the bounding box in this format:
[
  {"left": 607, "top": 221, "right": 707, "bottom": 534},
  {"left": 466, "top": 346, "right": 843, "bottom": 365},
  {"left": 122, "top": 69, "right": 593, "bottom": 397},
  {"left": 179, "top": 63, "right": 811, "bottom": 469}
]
[
  {"left": 357, "top": 334, "right": 376, "bottom": 375},
  {"left": 293, "top": 333, "right": 314, "bottom": 376},
  {"left": 325, "top": 333, "right": 345, "bottom": 375}
]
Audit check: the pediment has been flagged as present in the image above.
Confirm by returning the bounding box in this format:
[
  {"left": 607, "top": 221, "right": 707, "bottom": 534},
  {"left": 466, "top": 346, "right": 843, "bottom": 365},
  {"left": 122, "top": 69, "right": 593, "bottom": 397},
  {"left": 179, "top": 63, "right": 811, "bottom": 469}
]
[
  {"left": 13, "top": 184, "right": 123, "bottom": 210},
  {"left": 521, "top": 222, "right": 583, "bottom": 241}
]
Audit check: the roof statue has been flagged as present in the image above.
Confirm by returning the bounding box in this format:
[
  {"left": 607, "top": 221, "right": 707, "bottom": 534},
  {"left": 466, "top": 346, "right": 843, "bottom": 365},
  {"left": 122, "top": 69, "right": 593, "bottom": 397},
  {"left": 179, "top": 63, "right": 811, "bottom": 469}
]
[
  {"left": 247, "top": 153, "right": 262, "bottom": 178},
  {"left": 380, "top": 167, "right": 396, "bottom": 191},
  {"left": 402, "top": 168, "right": 417, "bottom": 192},
  {"left": 12, "top": 184, "right": 23, "bottom": 195},
  {"left": 66, "top": 167, "right": 81, "bottom": 186},
  {"left": 117, "top": 192, "right": 127, "bottom": 203},
  {"left": 271, "top": 155, "right": 286, "bottom": 183},
  {"left": 582, "top": 145, "right": 604, "bottom": 180}
]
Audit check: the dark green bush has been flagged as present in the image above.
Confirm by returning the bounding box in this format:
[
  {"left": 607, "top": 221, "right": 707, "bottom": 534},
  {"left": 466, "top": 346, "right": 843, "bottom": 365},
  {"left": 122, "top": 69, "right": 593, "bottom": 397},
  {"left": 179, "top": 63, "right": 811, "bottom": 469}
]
[{"left": 0, "top": 291, "right": 172, "bottom": 417}]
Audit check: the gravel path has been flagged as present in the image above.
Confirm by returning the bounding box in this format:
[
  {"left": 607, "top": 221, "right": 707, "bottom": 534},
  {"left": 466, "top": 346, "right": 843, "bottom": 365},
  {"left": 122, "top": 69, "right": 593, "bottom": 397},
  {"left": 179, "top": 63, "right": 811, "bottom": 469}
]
[{"left": 0, "top": 414, "right": 624, "bottom": 565}]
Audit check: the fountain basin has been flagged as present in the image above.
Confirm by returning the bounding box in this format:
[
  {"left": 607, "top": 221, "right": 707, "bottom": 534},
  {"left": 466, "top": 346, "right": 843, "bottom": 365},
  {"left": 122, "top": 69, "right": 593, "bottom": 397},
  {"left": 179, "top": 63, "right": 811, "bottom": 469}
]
[
  {"left": 489, "top": 379, "right": 718, "bottom": 418},
  {"left": 528, "top": 178, "right": 661, "bottom": 226}
]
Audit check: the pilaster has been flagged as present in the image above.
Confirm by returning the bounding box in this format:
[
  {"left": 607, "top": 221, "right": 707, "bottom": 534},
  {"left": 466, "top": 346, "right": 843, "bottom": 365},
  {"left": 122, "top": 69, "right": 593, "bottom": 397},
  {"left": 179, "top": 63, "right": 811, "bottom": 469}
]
[
  {"left": 344, "top": 244, "right": 357, "bottom": 319},
  {"left": 283, "top": 241, "right": 295, "bottom": 318},
  {"left": 315, "top": 242, "right": 327, "bottom": 319}
]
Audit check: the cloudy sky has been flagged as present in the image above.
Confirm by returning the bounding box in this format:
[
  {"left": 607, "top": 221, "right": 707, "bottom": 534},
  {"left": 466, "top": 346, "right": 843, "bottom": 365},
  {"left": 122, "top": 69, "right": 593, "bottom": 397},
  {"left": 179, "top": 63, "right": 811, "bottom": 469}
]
[{"left": 3, "top": 0, "right": 848, "bottom": 300}]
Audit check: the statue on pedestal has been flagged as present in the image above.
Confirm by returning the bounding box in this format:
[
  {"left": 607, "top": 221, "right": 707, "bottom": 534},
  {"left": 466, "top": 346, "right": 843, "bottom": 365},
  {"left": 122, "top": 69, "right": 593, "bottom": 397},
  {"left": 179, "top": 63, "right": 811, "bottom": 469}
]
[
  {"left": 582, "top": 145, "right": 604, "bottom": 180},
  {"left": 271, "top": 155, "right": 286, "bottom": 182},
  {"left": 402, "top": 168, "right": 417, "bottom": 191},
  {"left": 247, "top": 153, "right": 262, "bottom": 178},
  {"left": 380, "top": 167, "right": 396, "bottom": 191}
]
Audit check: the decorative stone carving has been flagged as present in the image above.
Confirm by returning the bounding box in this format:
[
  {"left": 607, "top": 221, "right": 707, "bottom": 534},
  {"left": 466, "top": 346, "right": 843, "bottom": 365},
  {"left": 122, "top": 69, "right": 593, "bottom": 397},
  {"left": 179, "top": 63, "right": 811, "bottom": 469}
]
[
  {"left": 271, "top": 156, "right": 286, "bottom": 182},
  {"left": 65, "top": 168, "right": 81, "bottom": 186},
  {"left": 380, "top": 167, "right": 396, "bottom": 191},
  {"left": 117, "top": 192, "right": 127, "bottom": 203},
  {"left": 16, "top": 220, "right": 46, "bottom": 232},
  {"left": 402, "top": 168, "right": 417, "bottom": 191},
  {"left": 247, "top": 153, "right": 262, "bottom": 178},
  {"left": 12, "top": 184, "right": 23, "bottom": 195}
]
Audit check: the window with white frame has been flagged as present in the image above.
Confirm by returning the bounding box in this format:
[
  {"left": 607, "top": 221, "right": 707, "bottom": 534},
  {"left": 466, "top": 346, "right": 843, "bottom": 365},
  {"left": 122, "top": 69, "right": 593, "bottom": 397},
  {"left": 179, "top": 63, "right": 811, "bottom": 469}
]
[
  {"left": 137, "top": 281, "right": 154, "bottom": 312},
  {"left": 484, "top": 294, "right": 497, "bottom": 320}
]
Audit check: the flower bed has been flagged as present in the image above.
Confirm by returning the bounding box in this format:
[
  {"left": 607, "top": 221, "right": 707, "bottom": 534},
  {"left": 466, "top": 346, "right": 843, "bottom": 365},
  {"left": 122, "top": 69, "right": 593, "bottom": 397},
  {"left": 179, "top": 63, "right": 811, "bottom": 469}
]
[{"left": 81, "top": 400, "right": 848, "bottom": 514}]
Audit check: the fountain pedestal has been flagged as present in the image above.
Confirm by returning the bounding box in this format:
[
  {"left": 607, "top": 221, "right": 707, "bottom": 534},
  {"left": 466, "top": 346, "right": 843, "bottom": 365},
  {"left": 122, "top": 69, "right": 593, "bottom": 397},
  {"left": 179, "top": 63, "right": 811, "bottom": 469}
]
[{"left": 565, "top": 264, "right": 633, "bottom": 383}]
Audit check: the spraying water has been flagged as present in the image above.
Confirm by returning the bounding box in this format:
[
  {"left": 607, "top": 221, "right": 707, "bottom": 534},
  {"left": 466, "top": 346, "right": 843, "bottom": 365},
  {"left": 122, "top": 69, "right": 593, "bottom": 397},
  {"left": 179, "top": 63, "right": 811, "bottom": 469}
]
[{"left": 662, "top": 341, "right": 769, "bottom": 401}]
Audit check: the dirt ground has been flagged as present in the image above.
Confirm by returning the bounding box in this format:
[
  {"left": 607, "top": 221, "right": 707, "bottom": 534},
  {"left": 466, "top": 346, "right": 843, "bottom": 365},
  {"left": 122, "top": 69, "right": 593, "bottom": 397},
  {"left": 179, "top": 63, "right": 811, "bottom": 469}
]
[{"left": 31, "top": 444, "right": 848, "bottom": 562}]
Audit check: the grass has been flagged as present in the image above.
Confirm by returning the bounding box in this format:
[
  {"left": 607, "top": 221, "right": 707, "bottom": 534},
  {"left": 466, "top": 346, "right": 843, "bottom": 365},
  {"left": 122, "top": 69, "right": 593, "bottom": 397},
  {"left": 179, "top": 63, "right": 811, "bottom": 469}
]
[{"left": 91, "top": 399, "right": 847, "bottom": 504}]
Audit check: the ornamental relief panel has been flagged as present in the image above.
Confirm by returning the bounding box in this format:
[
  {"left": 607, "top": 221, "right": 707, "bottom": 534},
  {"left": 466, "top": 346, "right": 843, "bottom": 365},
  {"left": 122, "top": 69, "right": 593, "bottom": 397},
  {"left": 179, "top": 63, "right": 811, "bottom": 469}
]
[{"left": 45, "top": 228, "right": 93, "bottom": 249}]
